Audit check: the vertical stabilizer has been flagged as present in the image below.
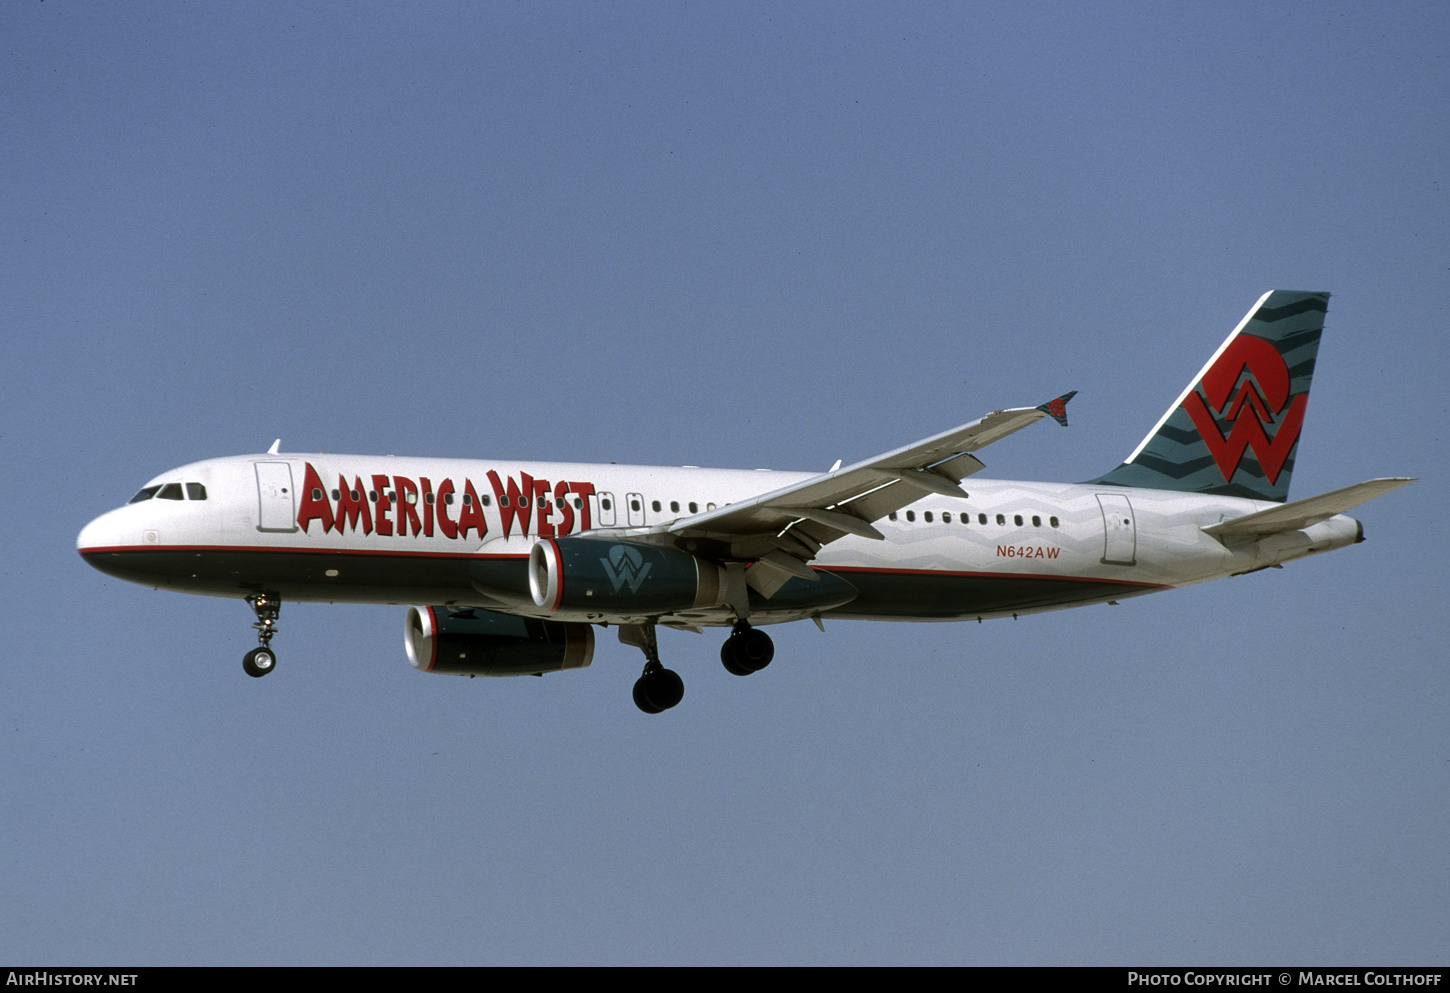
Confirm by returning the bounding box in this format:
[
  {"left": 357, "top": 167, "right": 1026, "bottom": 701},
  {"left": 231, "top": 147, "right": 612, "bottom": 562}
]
[{"left": 1091, "top": 291, "right": 1329, "bottom": 502}]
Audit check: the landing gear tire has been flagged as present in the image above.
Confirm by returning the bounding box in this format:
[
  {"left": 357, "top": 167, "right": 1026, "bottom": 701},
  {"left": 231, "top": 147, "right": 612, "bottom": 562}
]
[
  {"left": 722, "top": 624, "right": 773, "bottom": 675},
  {"left": 721, "top": 641, "right": 752, "bottom": 676},
  {"left": 633, "top": 679, "right": 663, "bottom": 714},
  {"left": 243, "top": 646, "right": 276, "bottom": 678},
  {"left": 633, "top": 667, "right": 684, "bottom": 713}
]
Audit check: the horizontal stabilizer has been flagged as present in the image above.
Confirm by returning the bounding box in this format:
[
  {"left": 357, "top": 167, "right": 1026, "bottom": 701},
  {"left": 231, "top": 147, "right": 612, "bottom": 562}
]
[{"left": 1202, "top": 477, "right": 1415, "bottom": 538}]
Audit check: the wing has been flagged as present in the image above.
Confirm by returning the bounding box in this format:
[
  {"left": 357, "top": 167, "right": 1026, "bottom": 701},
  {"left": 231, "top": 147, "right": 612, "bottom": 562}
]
[{"left": 626, "top": 393, "right": 1077, "bottom": 595}]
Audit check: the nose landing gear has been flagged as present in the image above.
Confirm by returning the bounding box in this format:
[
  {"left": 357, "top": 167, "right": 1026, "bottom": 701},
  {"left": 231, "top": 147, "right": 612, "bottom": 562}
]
[{"left": 243, "top": 593, "right": 281, "bottom": 678}]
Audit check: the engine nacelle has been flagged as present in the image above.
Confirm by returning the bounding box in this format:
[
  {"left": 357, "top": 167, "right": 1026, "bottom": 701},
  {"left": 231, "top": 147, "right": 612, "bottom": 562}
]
[
  {"left": 405, "top": 605, "right": 593, "bottom": 677},
  {"left": 529, "top": 536, "right": 727, "bottom": 614}
]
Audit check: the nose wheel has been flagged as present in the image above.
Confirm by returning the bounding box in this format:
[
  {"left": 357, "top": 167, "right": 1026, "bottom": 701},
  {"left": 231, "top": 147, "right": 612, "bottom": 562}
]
[
  {"left": 243, "top": 593, "right": 281, "bottom": 678},
  {"left": 243, "top": 646, "right": 276, "bottom": 678}
]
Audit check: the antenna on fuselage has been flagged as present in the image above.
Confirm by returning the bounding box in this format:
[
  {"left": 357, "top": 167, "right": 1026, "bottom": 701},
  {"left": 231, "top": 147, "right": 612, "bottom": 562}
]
[{"left": 267, "top": 439, "right": 281, "bottom": 454}]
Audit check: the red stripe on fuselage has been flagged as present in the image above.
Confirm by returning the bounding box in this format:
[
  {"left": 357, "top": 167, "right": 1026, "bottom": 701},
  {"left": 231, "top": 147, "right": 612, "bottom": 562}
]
[
  {"left": 823, "top": 564, "right": 1169, "bottom": 590},
  {"left": 78, "top": 544, "right": 1169, "bottom": 591},
  {"left": 77, "top": 543, "right": 530, "bottom": 561}
]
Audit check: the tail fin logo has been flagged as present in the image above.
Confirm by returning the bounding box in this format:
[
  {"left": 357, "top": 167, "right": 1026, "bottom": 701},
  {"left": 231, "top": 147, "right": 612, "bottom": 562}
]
[{"left": 1181, "top": 335, "right": 1308, "bottom": 486}]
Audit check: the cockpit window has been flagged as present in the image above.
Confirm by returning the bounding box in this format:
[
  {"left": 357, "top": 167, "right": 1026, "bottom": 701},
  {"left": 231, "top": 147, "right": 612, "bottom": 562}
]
[{"left": 127, "top": 481, "right": 206, "bottom": 503}]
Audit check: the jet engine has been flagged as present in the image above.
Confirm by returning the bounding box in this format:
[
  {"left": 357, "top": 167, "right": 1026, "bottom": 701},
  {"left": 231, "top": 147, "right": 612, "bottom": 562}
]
[
  {"left": 529, "top": 536, "right": 727, "bottom": 614},
  {"left": 404, "top": 605, "right": 594, "bottom": 676}
]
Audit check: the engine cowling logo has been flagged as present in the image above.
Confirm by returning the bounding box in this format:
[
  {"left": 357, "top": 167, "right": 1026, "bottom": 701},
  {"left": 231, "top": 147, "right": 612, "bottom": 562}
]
[{"left": 600, "top": 544, "right": 652, "bottom": 593}]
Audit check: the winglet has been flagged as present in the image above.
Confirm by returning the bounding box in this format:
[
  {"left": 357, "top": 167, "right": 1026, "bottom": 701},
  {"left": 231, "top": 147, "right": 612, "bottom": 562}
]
[{"left": 1036, "top": 391, "right": 1077, "bottom": 427}]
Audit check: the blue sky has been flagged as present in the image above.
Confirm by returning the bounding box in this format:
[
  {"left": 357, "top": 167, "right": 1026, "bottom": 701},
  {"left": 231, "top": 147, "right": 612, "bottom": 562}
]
[{"left": 4, "top": 1, "right": 1446, "bottom": 965}]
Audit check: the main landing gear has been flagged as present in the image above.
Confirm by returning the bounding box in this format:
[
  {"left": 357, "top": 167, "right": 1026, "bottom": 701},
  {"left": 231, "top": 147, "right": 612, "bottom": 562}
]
[
  {"left": 721, "top": 622, "right": 773, "bottom": 676},
  {"left": 625, "top": 624, "right": 685, "bottom": 714},
  {"left": 626, "top": 621, "right": 776, "bottom": 714},
  {"left": 243, "top": 593, "right": 281, "bottom": 678}
]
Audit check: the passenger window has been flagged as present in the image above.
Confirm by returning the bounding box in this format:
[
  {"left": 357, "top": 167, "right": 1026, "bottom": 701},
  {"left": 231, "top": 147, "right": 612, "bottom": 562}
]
[
  {"left": 923, "top": 511, "right": 933, "bottom": 523},
  {"left": 689, "top": 502, "right": 698, "bottom": 513},
  {"left": 670, "top": 501, "right": 680, "bottom": 513},
  {"left": 942, "top": 512, "right": 951, "bottom": 523},
  {"left": 996, "top": 514, "right": 1005, "bottom": 525},
  {"left": 602, "top": 498, "right": 613, "bottom": 511},
  {"left": 905, "top": 510, "right": 915, "bottom": 522},
  {"left": 889, "top": 512, "right": 898, "bottom": 521},
  {"left": 129, "top": 486, "right": 161, "bottom": 504},
  {"left": 1032, "top": 515, "right": 1041, "bottom": 527},
  {"left": 652, "top": 500, "right": 661, "bottom": 512},
  {"left": 186, "top": 483, "right": 207, "bottom": 501},
  {"left": 1014, "top": 515, "right": 1023, "bottom": 526},
  {"left": 978, "top": 513, "right": 987, "bottom": 525},
  {"left": 1050, "top": 516, "right": 1059, "bottom": 528},
  {"left": 331, "top": 489, "right": 341, "bottom": 500}
]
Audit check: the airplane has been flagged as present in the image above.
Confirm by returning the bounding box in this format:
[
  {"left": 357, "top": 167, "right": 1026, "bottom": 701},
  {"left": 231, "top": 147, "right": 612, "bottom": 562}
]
[{"left": 77, "top": 291, "right": 1413, "bottom": 714}]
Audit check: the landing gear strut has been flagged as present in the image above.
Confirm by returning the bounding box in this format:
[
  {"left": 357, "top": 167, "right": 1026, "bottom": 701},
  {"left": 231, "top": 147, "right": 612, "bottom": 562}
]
[
  {"left": 721, "top": 621, "right": 773, "bottom": 676},
  {"left": 623, "top": 624, "right": 684, "bottom": 714},
  {"left": 243, "top": 593, "right": 281, "bottom": 678}
]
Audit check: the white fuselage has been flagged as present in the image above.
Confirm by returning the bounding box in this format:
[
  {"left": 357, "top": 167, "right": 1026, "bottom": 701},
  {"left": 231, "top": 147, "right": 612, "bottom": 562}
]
[{"left": 77, "top": 452, "right": 1362, "bottom": 627}]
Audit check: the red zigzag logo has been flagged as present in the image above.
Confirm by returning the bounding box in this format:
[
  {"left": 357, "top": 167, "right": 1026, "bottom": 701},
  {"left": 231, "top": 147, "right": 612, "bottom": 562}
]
[{"left": 1181, "top": 335, "right": 1307, "bottom": 486}]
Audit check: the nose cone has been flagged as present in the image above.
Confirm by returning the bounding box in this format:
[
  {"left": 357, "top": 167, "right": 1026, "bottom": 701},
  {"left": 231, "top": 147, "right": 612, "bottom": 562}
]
[
  {"left": 77, "top": 507, "right": 143, "bottom": 581},
  {"left": 78, "top": 506, "right": 129, "bottom": 555},
  {"left": 78, "top": 506, "right": 163, "bottom": 586}
]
